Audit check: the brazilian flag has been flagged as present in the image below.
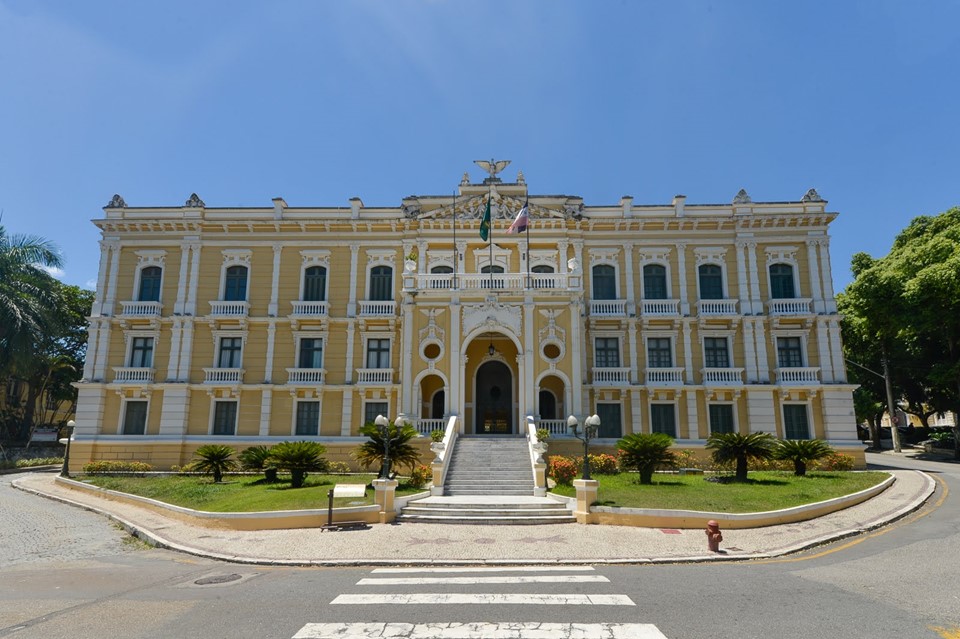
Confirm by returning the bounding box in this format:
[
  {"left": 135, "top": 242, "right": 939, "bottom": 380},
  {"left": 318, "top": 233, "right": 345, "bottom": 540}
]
[{"left": 479, "top": 197, "right": 491, "bottom": 241}]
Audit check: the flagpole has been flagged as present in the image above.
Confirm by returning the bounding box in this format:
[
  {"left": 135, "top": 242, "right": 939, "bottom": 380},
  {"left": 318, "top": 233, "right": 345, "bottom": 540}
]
[
  {"left": 525, "top": 201, "right": 531, "bottom": 290},
  {"left": 488, "top": 185, "right": 494, "bottom": 292},
  {"left": 452, "top": 190, "right": 457, "bottom": 290}
]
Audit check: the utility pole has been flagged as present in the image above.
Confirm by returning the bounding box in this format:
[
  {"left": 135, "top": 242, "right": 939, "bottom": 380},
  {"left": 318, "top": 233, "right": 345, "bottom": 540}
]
[{"left": 881, "top": 353, "right": 902, "bottom": 453}]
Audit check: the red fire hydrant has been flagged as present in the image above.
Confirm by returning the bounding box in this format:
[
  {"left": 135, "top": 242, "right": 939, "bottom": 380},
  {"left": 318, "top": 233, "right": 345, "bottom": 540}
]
[{"left": 705, "top": 520, "right": 723, "bottom": 552}]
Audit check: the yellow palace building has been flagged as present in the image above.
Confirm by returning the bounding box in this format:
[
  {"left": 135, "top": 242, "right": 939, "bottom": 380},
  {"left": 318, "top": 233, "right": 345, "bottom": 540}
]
[{"left": 70, "top": 162, "right": 862, "bottom": 471}]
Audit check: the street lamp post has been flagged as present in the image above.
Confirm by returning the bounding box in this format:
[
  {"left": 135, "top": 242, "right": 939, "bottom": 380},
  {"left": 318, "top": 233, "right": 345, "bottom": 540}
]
[
  {"left": 60, "top": 420, "right": 76, "bottom": 478},
  {"left": 374, "top": 415, "right": 392, "bottom": 479},
  {"left": 568, "top": 414, "right": 600, "bottom": 480}
]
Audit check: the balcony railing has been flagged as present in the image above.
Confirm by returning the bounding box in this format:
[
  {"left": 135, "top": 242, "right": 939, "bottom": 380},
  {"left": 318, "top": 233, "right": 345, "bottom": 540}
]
[
  {"left": 356, "top": 368, "right": 394, "bottom": 384},
  {"left": 414, "top": 418, "right": 445, "bottom": 435},
  {"left": 776, "top": 367, "right": 820, "bottom": 384},
  {"left": 701, "top": 367, "right": 745, "bottom": 385},
  {"left": 640, "top": 299, "right": 680, "bottom": 316},
  {"left": 358, "top": 300, "right": 396, "bottom": 317},
  {"left": 767, "top": 298, "right": 813, "bottom": 315},
  {"left": 537, "top": 419, "right": 568, "bottom": 436},
  {"left": 112, "top": 367, "right": 155, "bottom": 384},
  {"left": 697, "top": 299, "right": 739, "bottom": 316},
  {"left": 410, "top": 272, "right": 572, "bottom": 292},
  {"left": 591, "top": 367, "right": 631, "bottom": 385},
  {"left": 589, "top": 299, "right": 628, "bottom": 317},
  {"left": 203, "top": 368, "right": 244, "bottom": 384},
  {"left": 645, "top": 368, "right": 685, "bottom": 385},
  {"left": 209, "top": 301, "right": 250, "bottom": 317},
  {"left": 119, "top": 301, "right": 162, "bottom": 317},
  {"left": 286, "top": 368, "right": 326, "bottom": 384},
  {"left": 290, "top": 301, "right": 329, "bottom": 317}
]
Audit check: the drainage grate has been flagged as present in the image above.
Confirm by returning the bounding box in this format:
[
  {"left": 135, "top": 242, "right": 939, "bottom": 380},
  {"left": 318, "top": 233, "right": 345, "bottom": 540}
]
[{"left": 194, "top": 573, "right": 243, "bottom": 586}]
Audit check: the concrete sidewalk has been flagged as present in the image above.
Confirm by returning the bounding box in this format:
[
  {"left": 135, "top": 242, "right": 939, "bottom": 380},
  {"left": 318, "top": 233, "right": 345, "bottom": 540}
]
[{"left": 12, "top": 470, "right": 935, "bottom": 566}]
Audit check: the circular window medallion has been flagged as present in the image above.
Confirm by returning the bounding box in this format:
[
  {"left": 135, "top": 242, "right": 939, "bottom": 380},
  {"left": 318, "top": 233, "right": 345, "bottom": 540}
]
[
  {"left": 542, "top": 342, "right": 562, "bottom": 361},
  {"left": 421, "top": 341, "right": 442, "bottom": 361}
]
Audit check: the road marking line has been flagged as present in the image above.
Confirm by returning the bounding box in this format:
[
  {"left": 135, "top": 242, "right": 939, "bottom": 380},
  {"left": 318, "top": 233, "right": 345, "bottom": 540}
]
[
  {"left": 371, "top": 566, "right": 597, "bottom": 574},
  {"left": 329, "top": 593, "right": 636, "bottom": 606},
  {"left": 358, "top": 575, "right": 609, "bottom": 585},
  {"left": 293, "top": 621, "right": 667, "bottom": 638}
]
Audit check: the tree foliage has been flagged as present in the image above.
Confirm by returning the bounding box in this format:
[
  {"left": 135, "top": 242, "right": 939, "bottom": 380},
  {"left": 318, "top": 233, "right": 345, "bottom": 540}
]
[
  {"left": 773, "top": 439, "right": 834, "bottom": 476},
  {"left": 352, "top": 420, "right": 421, "bottom": 478},
  {"left": 269, "top": 441, "right": 328, "bottom": 488},
  {"left": 615, "top": 433, "right": 676, "bottom": 484},
  {"left": 191, "top": 445, "right": 238, "bottom": 483},
  {"left": 705, "top": 432, "right": 776, "bottom": 482}
]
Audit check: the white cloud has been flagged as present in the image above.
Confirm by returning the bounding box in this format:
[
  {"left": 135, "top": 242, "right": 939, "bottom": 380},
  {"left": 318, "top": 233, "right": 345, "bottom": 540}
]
[
  {"left": 85, "top": 279, "right": 98, "bottom": 290},
  {"left": 38, "top": 264, "right": 65, "bottom": 279}
]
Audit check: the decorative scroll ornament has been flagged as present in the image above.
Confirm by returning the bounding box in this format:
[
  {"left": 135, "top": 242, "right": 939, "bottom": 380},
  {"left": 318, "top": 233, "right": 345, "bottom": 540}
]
[
  {"left": 420, "top": 193, "right": 565, "bottom": 222},
  {"left": 185, "top": 193, "right": 205, "bottom": 207},
  {"left": 462, "top": 299, "right": 521, "bottom": 338},
  {"left": 733, "top": 189, "right": 752, "bottom": 204},
  {"left": 801, "top": 188, "right": 824, "bottom": 203},
  {"left": 401, "top": 202, "right": 421, "bottom": 219},
  {"left": 106, "top": 194, "right": 126, "bottom": 208}
]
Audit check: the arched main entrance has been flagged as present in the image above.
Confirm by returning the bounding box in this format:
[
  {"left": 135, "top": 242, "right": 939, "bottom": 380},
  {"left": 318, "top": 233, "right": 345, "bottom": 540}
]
[{"left": 475, "top": 360, "right": 513, "bottom": 434}]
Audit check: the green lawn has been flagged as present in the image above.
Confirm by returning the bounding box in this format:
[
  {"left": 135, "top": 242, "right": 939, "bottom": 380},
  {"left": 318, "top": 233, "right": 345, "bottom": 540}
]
[
  {"left": 82, "top": 474, "right": 426, "bottom": 512},
  {"left": 549, "top": 471, "right": 889, "bottom": 512}
]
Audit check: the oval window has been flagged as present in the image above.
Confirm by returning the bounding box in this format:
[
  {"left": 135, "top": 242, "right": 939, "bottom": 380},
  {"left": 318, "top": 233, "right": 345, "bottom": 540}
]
[
  {"left": 422, "top": 343, "right": 442, "bottom": 360},
  {"left": 542, "top": 343, "right": 561, "bottom": 360}
]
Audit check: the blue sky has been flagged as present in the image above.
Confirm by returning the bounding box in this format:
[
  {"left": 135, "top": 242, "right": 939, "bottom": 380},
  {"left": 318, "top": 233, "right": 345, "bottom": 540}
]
[{"left": 1, "top": 0, "right": 957, "bottom": 292}]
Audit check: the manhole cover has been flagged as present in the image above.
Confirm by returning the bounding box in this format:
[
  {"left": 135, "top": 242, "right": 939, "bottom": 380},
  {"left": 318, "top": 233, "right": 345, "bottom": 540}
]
[{"left": 194, "top": 573, "right": 243, "bottom": 586}]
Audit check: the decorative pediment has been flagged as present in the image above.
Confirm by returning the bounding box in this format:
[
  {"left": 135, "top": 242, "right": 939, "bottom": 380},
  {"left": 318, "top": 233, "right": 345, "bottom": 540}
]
[
  {"left": 538, "top": 308, "right": 567, "bottom": 344},
  {"left": 135, "top": 250, "right": 166, "bottom": 266},
  {"left": 418, "top": 193, "right": 566, "bottom": 222},
  {"left": 588, "top": 247, "right": 621, "bottom": 266},
  {"left": 694, "top": 247, "right": 727, "bottom": 265},
  {"left": 637, "top": 247, "right": 672, "bottom": 263},
  {"left": 462, "top": 299, "right": 522, "bottom": 337},
  {"left": 222, "top": 249, "right": 251, "bottom": 265},
  {"left": 300, "top": 250, "right": 330, "bottom": 267},
  {"left": 764, "top": 246, "right": 798, "bottom": 263}
]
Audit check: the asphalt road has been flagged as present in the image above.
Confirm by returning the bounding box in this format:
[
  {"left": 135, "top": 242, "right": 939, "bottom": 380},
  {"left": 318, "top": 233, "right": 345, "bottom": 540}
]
[{"left": 2, "top": 455, "right": 958, "bottom": 639}]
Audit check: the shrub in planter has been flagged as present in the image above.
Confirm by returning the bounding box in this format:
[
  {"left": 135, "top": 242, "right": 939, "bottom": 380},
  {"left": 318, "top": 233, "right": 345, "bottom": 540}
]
[
  {"left": 430, "top": 429, "right": 445, "bottom": 443},
  {"left": 548, "top": 456, "right": 578, "bottom": 486},
  {"left": 535, "top": 428, "right": 551, "bottom": 442}
]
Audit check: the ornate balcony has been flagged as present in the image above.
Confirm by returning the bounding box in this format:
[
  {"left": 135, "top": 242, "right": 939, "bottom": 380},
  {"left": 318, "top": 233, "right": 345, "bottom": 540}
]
[
  {"left": 209, "top": 301, "right": 249, "bottom": 317},
  {"left": 290, "top": 301, "right": 329, "bottom": 317},
  {"left": 203, "top": 368, "right": 244, "bottom": 384},
  {"left": 356, "top": 368, "right": 394, "bottom": 384},
  {"left": 640, "top": 299, "right": 680, "bottom": 316},
  {"left": 645, "top": 368, "right": 685, "bottom": 385},
  {"left": 286, "top": 368, "right": 326, "bottom": 384},
  {"left": 589, "top": 299, "right": 628, "bottom": 317},
  {"left": 697, "top": 299, "right": 739, "bottom": 316},
  {"left": 112, "top": 367, "right": 155, "bottom": 384},
  {"left": 767, "top": 298, "right": 813, "bottom": 315},
  {"left": 414, "top": 418, "right": 445, "bottom": 436},
  {"left": 537, "top": 419, "right": 568, "bottom": 436},
  {"left": 701, "top": 368, "right": 745, "bottom": 385},
  {"left": 119, "top": 301, "right": 162, "bottom": 317},
  {"left": 358, "top": 300, "right": 396, "bottom": 317},
  {"left": 775, "top": 367, "right": 820, "bottom": 384},
  {"left": 407, "top": 272, "right": 572, "bottom": 293},
  {"left": 591, "top": 367, "right": 631, "bottom": 385}
]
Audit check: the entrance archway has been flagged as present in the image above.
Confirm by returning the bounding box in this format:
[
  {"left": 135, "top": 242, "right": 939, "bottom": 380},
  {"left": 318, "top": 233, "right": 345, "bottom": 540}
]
[{"left": 475, "top": 360, "right": 513, "bottom": 434}]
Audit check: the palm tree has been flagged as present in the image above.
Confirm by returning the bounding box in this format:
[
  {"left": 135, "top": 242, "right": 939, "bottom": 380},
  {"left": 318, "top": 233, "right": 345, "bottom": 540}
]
[
  {"left": 0, "top": 225, "right": 63, "bottom": 374},
  {"left": 238, "top": 445, "right": 278, "bottom": 482},
  {"left": 353, "top": 420, "right": 421, "bottom": 478},
  {"left": 773, "top": 439, "right": 834, "bottom": 476},
  {"left": 706, "top": 432, "right": 776, "bottom": 482},
  {"left": 269, "top": 441, "right": 328, "bottom": 488},
  {"left": 191, "top": 444, "right": 237, "bottom": 483},
  {"left": 616, "top": 433, "right": 676, "bottom": 484}
]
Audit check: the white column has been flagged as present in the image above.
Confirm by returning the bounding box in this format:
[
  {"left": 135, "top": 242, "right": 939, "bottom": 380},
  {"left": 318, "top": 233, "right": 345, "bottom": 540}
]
[
  {"left": 401, "top": 298, "right": 415, "bottom": 416},
  {"left": 828, "top": 320, "right": 846, "bottom": 383},
  {"left": 819, "top": 239, "right": 837, "bottom": 313},
  {"left": 523, "top": 302, "right": 535, "bottom": 417},
  {"left": 343, "top": 322, "right": 356, "bottom": 385},
  {"left": 74, "top": 387, "right": 106, "bottom": 437},
  {"left": 263, "top": 321, "right": 276, "bottom": 383},
  {"left": 259, "top": 389, "right": 273, "bottom": 436},
  {"left": 685, "top": 390, "right": 699, "bottom": 440},
  {"left": 742, "top": 320, "right": 758, "bottom": 383},
  {"left": 623, "top": 242, "right": 635, "bottom": 312},
  {"left": 735, "top": 240, "right": 750, "bottom": 312},
  {"left": 754, "top": 321, "right": 770, "bottom": 382},
  {"left": 676, "top": 242, "right": 689, "bottom": 315},
  {"left": 103, "top": 242, "right": 121, "bottom": 317},
  {"left": 806, "top": 240, "right": 824, "bottom": 314},
  {"left": 92, "top": 319, "right": 111, "bottom": 381},
  {"left": 91, "top": 241, "right": 112, "bottom": 317},
  {"left": 629, "top": 388, "right": 643, "bottom": 434},
  {"left": 177, "top": 320, "right": 195, "bottom": 381},
  {"left": 269, "top": 244, "right": 282, "bottom": 317},
  {"left": 681, "top": 319, "right": 694, "bottom": 383},
  {"left": 167, "top": 318, "right": 183, "bottom": 382},
  {"left": 627, "top": 320, "right": 639, "bottom": 384},
  {"left": 82, "top": 322, "right": 99, "bottom": 381},
  {"left": 347, "top": 243, "right": 360, "bottom": 317},
  {"left": 569, "top": 298, "right": 584, "bottom": 416},
  {"left": 450, "top": 302, "right": 462, "bottom": 416},
  {"left": 174, "top": 244, "right": 190, "bottom": 315},
  {"left": 186, "top": 242, "right": 201, "bottom": 316},
  {"left": 815, "top": 320, "right": 833, "bottom": 383},
  {"left": 747, "top": 241, "right": 762, "bottom": 314},
  {"left": 340, "top": 391, "right": 354, "bottom": 437}
]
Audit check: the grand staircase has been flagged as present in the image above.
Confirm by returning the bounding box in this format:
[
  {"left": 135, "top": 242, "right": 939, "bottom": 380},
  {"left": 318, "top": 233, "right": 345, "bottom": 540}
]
[{"left": 397, "top": 436, "right": 575, "bottom": 525}]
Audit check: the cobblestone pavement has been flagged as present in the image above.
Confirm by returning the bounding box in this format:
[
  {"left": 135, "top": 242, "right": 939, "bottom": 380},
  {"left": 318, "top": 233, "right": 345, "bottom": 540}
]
[{"left": 0, "top": 471, "right": 136, "bottom": 568}]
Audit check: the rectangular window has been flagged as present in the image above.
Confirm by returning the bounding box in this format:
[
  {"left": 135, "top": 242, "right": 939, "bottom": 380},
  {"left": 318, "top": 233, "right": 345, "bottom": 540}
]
[
  {"left": 295, "top": 401, "right": 320, "bottom": 436},
  {"left": 783, "top": 404, "right": 810, "bottom": 439},
  {"left": 650, "top": 404, "right": 677, "bottom": 437},
  {"left": 212, "top": 401, "right": 238, "bottom": 435},
  {"left": 218, "top": 337, "right": 243, "bottom": 368},
  {"left": 596, "top": 403, "right": 622, "bottom": 438},
  {"left": 703, "top": 337, "right": 730, "bottom": 368},
  {"left": 366, "top": 338, "right": 391, "bottom": 369},
  {"left": 643, "top": 265, "right": 668, "bottom": 300},
  {"left": 594, "top": 337, "right": 620, "bottom": 368},
  {"left": 647, "top": 338, "right": 672, "bottom": 368},
  {"left": 777, "top": 337, "right": 804, "bottom": 368},
  {"left": 122, "top": 401, "right": 148, "bottom": 435},
  {"left": 364, "top": 401, "right": 388, "bottom": 427},
  {"left": 129, "top": 337, "right": 154, "bottom": 368},
  {"left": 592, "top": 265, "right": 617, "bottom": 300},
  {"left": 298, "top": 338, "right": 323, "bottom": 369},
  {"left": 369, "top": 267, "right": 393, "bottom": 301},
  {"left": 709, "top": 404, "right": 735, "bottom": 434}
]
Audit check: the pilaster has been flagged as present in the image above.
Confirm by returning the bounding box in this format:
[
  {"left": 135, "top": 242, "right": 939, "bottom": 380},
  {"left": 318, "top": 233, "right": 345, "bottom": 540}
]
[
  {"left": 348, "top": 243, "right": 360, "bottom": 317},
  {"left": 806, "top": 239, "right": 824, "bottom": 313},
  {"left": 569, "top": 297, "right": 584, "bottom": 416},
  {"left": 742, "top": 320, "right": 758, "bottom": 383},
  {"left": 264, "top": 321, "right": 277, "bottom": 383},
  {"left": 685, "top": 390, "right": 699, "bottom": 440},
  {"left": 828, "top": 320, "right": 846, "bottom": 382},
  {"left": 815, "top": 320, "right": 833, "bottom": 383},
  {"left": 259, "top": 388, "right": 273, "bottom": 436},
  {"left": 401, "top": 297, "right": 415, "bottom": 416},
  {"left": 623, "top": 242, "right": 635, "bottom": 312},
  {"left": 91, "top": 240, "right": 112, "bottom": 318},
  {"left": 754, "top": 320, "right": 770, "bottom": 382},
  {"left": 735, "top": 239, "right": 751, "bottom": 313},
  {"left": 746, "top": 241, "right": 761, "bottom": 314},
  {"left": 186, "top": 242, "right": 201, "bottom": 316},
  {"left": 819, "top": 239, "right": 837, "bottom": 313},
  {"left": 177, "top": 320, "right": 195, "bottom": 381},
  {"left": 676, "top": 242, "right": 689, "bottom": 315},
  {"left": 269, "top": 243, "right": 282, "bottom": 317},
  {"left": 166, "top": 318, "right": 183, "bottom": 381},
  {"left": 174, "top": 243, "right": 190, "bottom": 315},
  {"left": 102, "top": 241, "right": 121, "bottom": 317},
  {"left": 158, "top": 386, "right": 190, "bottom": 437},
  {"left": 629, "top": 387, "right": 643, "bottom": 434},
  {"left": 681, "top": 319, "right": 694, "bottom": 383}
]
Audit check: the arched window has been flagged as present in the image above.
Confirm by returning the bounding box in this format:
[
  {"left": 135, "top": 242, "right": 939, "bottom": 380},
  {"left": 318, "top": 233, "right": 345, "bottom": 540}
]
[
  {"left": 430, "top": 265, "right": 453, "bottom": 289},
  {"left": 369, "top": 266, "right": 393, "bottom": 301},
  {"left": 431, "top": 390, "right": 445, "bottom": 419},
  {"left": 698, "top": 264, "right": 723, "bottom": 300},
  {"left": 138, "top": 266, "right": 162, "bottom": 302},
  {"left": 303, "top": 266, "right": 327, "bottom": 302},
  {"left": 539, "top": 390, "right": 557, "bottom": 420},
  {"left": 480, "top": 264, "right": 504, "bottom": 289},
  {"left": 770, "top": 263, "right": 796, "bottom": 299},
  {"left": 223, "top": 265, "right": 248, "bottom": 301},
  {"left": 531, "top": 264, "right": 555, "bottom": 289},
  {"left": 643, "top": 264, "right": 667, "bottom": 300},
  {"left": 592, "top": 264, "right": 616, "bottom": 300}
]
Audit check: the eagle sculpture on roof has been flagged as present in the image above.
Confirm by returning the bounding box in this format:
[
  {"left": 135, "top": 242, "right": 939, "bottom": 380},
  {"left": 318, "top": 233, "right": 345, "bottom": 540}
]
[{"left": 474, "top": 158, "right": 511, "bottom": 180}]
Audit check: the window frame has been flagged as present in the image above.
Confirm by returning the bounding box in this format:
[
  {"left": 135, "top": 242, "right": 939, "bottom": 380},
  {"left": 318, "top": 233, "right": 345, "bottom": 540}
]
[
  {"left": 222, "top": 264, "right": 249, "bottom": 302},
  {"left": 591, "top": 263, "right": 618, "bottom": 301},
  {"left": 646, "top": 337, "right": 673, "bottom": 368},
  {"left": 769, "top": 262, "right": 798, "bottom": 299},
  {"left": 708, "top": 403, "right": 736, "bottom": 435},
  {"left": 366, "top": 338, "right": 392, "bottom": 369},
  {"left": 297, "top": 337, "right": 324, "bottom": 369},
  {"left": 642, "top": 263, "right": 669, "bottom": 300},
  {"left": 697, "top": 263, "right": 725, "bottom": 300},
  {"left": 120, "top": 399, "right": 149, "bottom": 435},
  {"left": 294, "top": 400, "right": 321, "bottom": 436},
  {"left": 136, "top": 265, "right": 163, "bottom": 303},
  {"left": 302, "top": 265, "right": 328, "bottom": 302},
  {"left": 211, "top": 400, "right": 238, "bottom": 436},
  {"left": 595, "top": 402, "right": 623, "bottom": 439},
  {"left": 650, "top": 403, "right": 677, "bottom": 437},
  {"left": 368, "top": 265, "right": 394, "bottom": 301},
  {"left": 364, "top": 401, "right": 389, "bottom": 427},
  {"left": 703, "top": 336, "right": 730, "bottom": 369},
  {"left": 594, "top": 336, "right": 621, "bottom": 368},
  {"left": 218, "top": 336, "right": 244, "bottom": 369},
  {"left": 776, "top": 336, "right": 805, "bottom": 368},
  {"left": 783, "top": 403, "right": 811, "bottom": 439}
]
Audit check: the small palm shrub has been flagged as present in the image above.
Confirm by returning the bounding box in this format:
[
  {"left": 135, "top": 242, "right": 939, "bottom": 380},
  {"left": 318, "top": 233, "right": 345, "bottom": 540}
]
[
  {"left": 82, "top": 460, "right": 153, "bottom": 475},
  {"left": 548, "top": 456, "right": 578, "bottom": 486},
  {"left": 270, "top": 441, "right": 328, "bottom": 488},
  {"left": 616, "top": 433, "right": 676, "bottom": 484},
  {"left": 238, "top": 445, "right": 278, "bottom": 482},
  {"left": 353, "top": 420, "right": 422, "bottom": 478},
  {"left": 406, "top": 464, "right": 432, "bottom": 489},
  {"left": 812, "top": 452, "right": 855, "bottom": 471},
  {"left": 706, "top": 432, "right": 776, "bottom": 482},
  {"left": 191, "top": 445, "right": 237, "bottom": 483},
  {"left": 774, "top": 439, "right": 834, "bottom": 476}
]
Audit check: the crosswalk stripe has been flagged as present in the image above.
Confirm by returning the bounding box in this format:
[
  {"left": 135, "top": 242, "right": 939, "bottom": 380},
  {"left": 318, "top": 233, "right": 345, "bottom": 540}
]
[
  {"left": 293, "top": 621, "right": 667, "bottom": 638},
  {"left": 358, "top": 575, "right": 609, "bottom": 585},
  {"left": 329, "top": 593, "right": 636, "bottom": 606},
  {"left": 370, "top": 566, "right": 596, "bottom": 574}
]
